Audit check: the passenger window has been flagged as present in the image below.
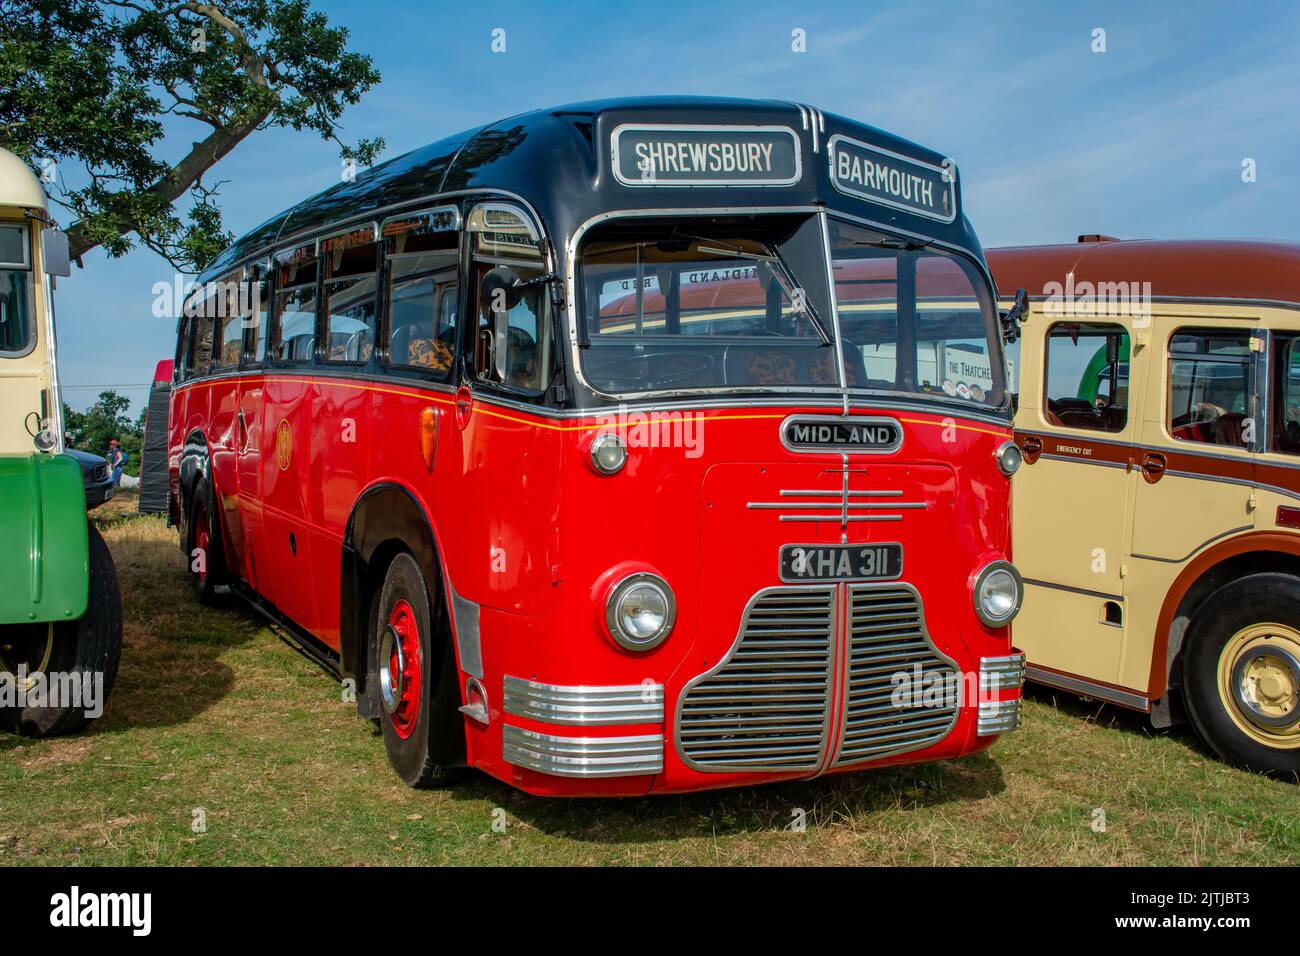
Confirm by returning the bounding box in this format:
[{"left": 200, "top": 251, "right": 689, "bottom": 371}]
[
  {"left": 272, "top": 244, "right": 318, "bottom": 362},
  {"left": 1271, "top": 335, "right": 1300, "bottom": 455},
  {"left": 468, "top": 204, "right": 551, "bottom": 394},
  {"left": 383, "top": 209, "right": 459, "bottom": 379},
  {"left": 1044, "top": 323, "right": 1129, "bottom": 432},
  {"left": 189, "top": 311, "right": 214, "bottom": 375},
  {"left": 244, "top": 269, "right": 270, "bottom": 365},
  {"left": 213, "top": 270, "right": 245, "bottom": 370},
  {"left": 322, "top": 227, "right": 377, "bottom": 363},
  {"left": 1168, "top": 329, "right": 1254, "bottom": 449}
]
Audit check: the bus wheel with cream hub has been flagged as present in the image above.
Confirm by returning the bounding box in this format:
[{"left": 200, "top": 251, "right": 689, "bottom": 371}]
[
  {"left": 1182, "top": 573, "right": 1300, "bottom": 775},
  {"left": 0, "top": 525, "right": 122, "bottom": 737},
  {"left": 372, "top": 553, "right": 463, "bottom": 787}
]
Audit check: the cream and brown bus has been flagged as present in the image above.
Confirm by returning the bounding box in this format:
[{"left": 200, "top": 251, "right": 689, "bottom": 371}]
[{"left": 988, "top": 237, "right": 1300, "bottom": 775}]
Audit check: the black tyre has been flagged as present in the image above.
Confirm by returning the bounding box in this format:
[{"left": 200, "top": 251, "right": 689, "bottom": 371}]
[
  {"left": 372, "top": 554, "right": 464, "bottom": 787},
  {"left": 1, "top": 523, "right": 123, "bottom": 737},
  {"left": 1183, "top": 573, "right": 1300, "bottom": 776},
  {"left": 187, "top": 487, "right": 226, "bottom": 605}
]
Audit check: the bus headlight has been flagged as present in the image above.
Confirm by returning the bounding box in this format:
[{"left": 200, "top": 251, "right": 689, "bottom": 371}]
[
  {"left": 973, "top": 561, "right": 1022, "bottom": 627},
  {"left": 590, "top": 433, "right": 627, "bottom": 475},
  {"left": 995, "top": 441, "right": 1022, "bottom": 476},
  {"left": 605, "top": 573, "right": 675, "bottom": 650}
]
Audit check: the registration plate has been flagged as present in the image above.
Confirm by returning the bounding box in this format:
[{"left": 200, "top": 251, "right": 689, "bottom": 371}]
[{"left": 779, "top": 543, "right": 902, "bottom": 582}]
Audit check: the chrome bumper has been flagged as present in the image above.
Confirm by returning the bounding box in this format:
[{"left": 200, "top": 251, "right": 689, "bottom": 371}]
[
  {"left": 502, "top": 725, "right": 663, "bottom": 778},
  {"left": 976, "top": 653, "right": 1026, "bottom": 736},
  {"left": 502, "top": 676, "right": 665, "bottom": 778}
]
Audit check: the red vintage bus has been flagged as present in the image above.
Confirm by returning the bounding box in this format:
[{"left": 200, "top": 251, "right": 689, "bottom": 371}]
[{"left": 153, "top": 97, "right": 1027, "bottom": 795}]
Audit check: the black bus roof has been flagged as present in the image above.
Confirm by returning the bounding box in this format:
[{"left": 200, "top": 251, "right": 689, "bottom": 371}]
[{"left": 201, "top": 96, "right": 984, "bottom": 282}]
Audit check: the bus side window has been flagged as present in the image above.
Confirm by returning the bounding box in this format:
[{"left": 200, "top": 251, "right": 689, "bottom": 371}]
[
  {"left": 272, "top": 243, "right": 318, "bottom": 362},
  {"left": 213, "top": 269, "right": 245, "bottom": 370},
  {"left": 1168, "top": 328, "right": 1253, "bottom": 448},
  {"left": 1044, "top": 322, "right": 1129, "bottom": 432},
  {"left": 383, "top": 213, "right": 459, "bottom": 379},
  {"left": 176, "top": 313, "right": 194, "bottom": 380},
  {"left": 1271, "top": 335, "right": 1300, "bottom": 455},
  {"left": 188, "top": 305, "right": 214, "bottom": 377},
  {"left": 466, "top": 204, "right": 550, "bottom": 395},
  {"left": 243, "top": 271, "right": 270, "bottom": 365},
  {"left": 323, "top": 229, "right": 378, "bottom": 363}
]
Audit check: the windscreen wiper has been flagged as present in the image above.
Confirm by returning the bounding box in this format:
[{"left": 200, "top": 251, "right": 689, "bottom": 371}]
[{"left": 690, "top": 238, "right": 832, "bottom": 345}]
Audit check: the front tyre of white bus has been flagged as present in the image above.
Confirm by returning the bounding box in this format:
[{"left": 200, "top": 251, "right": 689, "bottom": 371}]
[
  {"left": 1182, "top": 572, "right": 1300, "bottom": 777},
  {"left": 2, "top": 524, "right": 123, "bottom": 737},
  {"left": 373, "top": 553, "right": 463, "bottom": 787}
]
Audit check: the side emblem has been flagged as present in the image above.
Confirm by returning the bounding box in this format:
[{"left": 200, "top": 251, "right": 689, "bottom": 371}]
[{"left": 275, "top": 418, "right": 292, "bottom": 471}]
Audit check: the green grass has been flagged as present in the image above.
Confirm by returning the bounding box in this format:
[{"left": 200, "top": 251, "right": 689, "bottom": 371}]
[{"left": 1, "top": 491, "right": 1296, "bottom": 865}]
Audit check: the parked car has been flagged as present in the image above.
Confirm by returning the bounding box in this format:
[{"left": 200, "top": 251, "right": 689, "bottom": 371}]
[{"left": 64, "top": 448, "right": 115, "bottom": 510}]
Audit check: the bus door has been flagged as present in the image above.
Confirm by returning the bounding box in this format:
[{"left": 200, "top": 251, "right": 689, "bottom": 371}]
[
  {"left": 234, "top": 265, "right": 271, "bottom": 590},
  {"left": 1126, "top": 318, "right": 1262, "bottom": 686},
  {"left": 257, "top": 241, "right": 322, "bottom": 634},
  {"left": 1014, "top": 318, "right": 1138, "bottom": 687}
]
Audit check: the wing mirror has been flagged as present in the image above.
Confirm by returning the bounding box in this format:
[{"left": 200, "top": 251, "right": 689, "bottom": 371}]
[
  {"left": 41, "top": 226, "right": 71, "bottom": 277},
  {"left": 1000, "top": 287, "right": 1028, "bottom": 343}
]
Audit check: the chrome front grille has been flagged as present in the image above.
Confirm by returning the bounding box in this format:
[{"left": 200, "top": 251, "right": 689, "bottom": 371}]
[
  {"left": 676, "top": 582, "right": 960, "bottom": 773},
  {"left": 677, "top": 586, "right": 835, "bottom": 772},
  {"left": 834, "top": 584, "right": 959, "bottom": 765}
]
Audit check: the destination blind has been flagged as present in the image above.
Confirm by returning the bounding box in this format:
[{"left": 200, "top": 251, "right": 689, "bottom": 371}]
[
  {"left": 827, "top": 134, "right": 956, "bottom": 223},
  {"left": 612, "top": 125, "right": 801, "bottom": 187}
]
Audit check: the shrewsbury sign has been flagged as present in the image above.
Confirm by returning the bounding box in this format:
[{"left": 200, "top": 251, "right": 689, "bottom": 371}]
[
  {"left": 827, "top": 133, "right": 956, "bottom": 223},
  {"left": 612, "top": 124, "right": 802, "bottom": 187}
]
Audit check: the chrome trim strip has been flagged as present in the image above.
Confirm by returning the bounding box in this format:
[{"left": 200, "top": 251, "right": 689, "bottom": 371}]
[
  {"left": 1130, "top": 525, "right": 1254, "bottom": 564},
  {"left": 1024, "top": 665, "right": 1150, "bottom": 712},
  {"left": 448, "top": 582, "right": 484, "bottom": 679},
  {"left": 980, "top": 653, "right": 1026, "bottom": 692},
  {"left": 976, "top": 698, "right": 1021, "bottom": 736},
  {"left": 502, "top": 675, "right": 664, "bottom": 725},
  {"left": 501, "top": 725, "right": 663, "bottom": 777},
  {"left": 1022, "top": 577, "right": 1123, "bottom": 603}
]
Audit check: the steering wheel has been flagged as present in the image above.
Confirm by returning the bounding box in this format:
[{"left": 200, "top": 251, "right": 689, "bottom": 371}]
[{"left": 589, "top": 351, "right": 715, "bottom": 389}]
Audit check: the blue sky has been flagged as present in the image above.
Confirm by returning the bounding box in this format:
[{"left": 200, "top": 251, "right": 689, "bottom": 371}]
[{"left": 52, "top": 0, "right": 1300, "bottom": 415}]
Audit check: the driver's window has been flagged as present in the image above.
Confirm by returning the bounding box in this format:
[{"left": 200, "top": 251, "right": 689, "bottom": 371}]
[
  {"left": 1044, "top": 322, "right": 1129, "bottom": 432},
  {"left": 468, "top": 204, "right": 551, "bottom": 394}
]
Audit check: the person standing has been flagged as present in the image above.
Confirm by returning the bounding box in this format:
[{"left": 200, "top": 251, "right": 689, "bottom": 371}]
[{"left": 107, "top": 438, "right": 127, "bottom": 487}]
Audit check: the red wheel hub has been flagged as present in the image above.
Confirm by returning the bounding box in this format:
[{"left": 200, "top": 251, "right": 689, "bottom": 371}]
[{"left": 384, "top": 599, "right": 422, "bottom": 739}]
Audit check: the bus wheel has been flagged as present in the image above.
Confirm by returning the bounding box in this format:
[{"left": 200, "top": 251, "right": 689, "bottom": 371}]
[
  {"left": 374, "top": 554, "right": 459, "bottom": 787},
  {"left": 1, "top": 524, "right": 123, "bottom": 737},
  {"left": 1183, "top": 573, "right": 1300, "bottom": 776},
  {"left": 187, "top": 491, "right": 225, "bottom": 605}
]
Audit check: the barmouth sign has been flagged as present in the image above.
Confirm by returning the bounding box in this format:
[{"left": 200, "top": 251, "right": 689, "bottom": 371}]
[
  {"left": 612, "top": 124, "right": 802, "bottom": 187},
  {"left": 827, "top": 133, "right": 956, "bottom": 223}
]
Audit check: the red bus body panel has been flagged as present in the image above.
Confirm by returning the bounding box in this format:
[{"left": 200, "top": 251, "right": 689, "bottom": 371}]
[{"left": 168, "top": 372, "right": 1016, "bottom": 796}]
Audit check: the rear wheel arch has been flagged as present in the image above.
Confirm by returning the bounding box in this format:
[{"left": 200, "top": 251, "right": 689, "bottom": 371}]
[{"left": 1153, "top": 534, "right": 1300, "bottom": 701}]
